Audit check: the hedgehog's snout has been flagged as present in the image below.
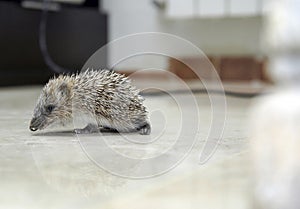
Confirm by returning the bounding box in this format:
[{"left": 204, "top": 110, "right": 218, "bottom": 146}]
[
  {"left": 29, "top": 116, "right": 45, "bottom": 131},
  {"left": 30, "top": 118, "right": 39, "bottom": 131}
]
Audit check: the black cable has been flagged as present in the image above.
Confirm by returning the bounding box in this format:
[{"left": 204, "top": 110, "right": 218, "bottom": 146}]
[{"left": 39, "top": 0, "right": 70, "bottom": 73}]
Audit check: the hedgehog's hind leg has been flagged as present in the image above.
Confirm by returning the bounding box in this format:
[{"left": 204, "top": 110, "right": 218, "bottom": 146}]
[
  {"left": 138, "top": 122, "right": 151, "bottom": 135},
  {"left": 74, "top": 123, "right": 99, "bottom": 134}
]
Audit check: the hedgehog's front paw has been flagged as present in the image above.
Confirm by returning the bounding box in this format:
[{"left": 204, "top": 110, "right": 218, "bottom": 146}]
[
  {"left": 74, "top": 123, "right": 98, "bottom": 134},
  {"left": 139, "top": 123, "right": 151, "bottom": 135}
]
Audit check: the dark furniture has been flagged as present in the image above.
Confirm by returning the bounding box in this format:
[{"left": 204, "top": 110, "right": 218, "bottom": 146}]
[{"left": 0, "top": 1, "right": 107, "bottom": 86}]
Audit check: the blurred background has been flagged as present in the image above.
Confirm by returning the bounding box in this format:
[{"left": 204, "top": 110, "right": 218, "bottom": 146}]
[
  {"left": 1, "top": 0, "right": 270, "bottom": 85},
  {"left": 1, "top": 0, "right": 300, "bottom": 209}
]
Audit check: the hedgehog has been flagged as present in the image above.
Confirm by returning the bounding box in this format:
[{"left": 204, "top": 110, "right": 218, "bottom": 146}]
[{"left": 29, "top": 69, "right": 151, "bottom": 135}]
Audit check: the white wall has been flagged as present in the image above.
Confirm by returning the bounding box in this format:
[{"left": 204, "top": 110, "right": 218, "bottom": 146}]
[{"left": 101, "top": 0, "right": 263, "bottom": 70}]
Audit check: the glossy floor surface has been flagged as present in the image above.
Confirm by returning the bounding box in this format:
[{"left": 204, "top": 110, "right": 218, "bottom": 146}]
[{"left": 0, "top": 83, "right": 255, "bottom": 209}]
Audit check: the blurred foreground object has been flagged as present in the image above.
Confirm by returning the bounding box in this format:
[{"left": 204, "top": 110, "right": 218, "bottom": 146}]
[
  {"left": 251, "top": 0, "right": 300, "bottom": 208},
  {"left": 250, "top": 90, "right": 300, "bottom": 209}
]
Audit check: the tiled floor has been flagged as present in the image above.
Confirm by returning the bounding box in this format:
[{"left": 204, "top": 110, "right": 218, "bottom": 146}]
[{"left": 0, "top": 83, "right": 255, "bottom": 209}]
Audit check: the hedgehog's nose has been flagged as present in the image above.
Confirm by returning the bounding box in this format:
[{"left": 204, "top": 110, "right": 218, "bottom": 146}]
[{"left": 30, "top": 125, "right": 38, "bottom": 131}]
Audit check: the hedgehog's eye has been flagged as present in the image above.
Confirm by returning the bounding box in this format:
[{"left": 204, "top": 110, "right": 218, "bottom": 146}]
[{"left": 45, "top": 105, "right": 55, "bottom": 113}]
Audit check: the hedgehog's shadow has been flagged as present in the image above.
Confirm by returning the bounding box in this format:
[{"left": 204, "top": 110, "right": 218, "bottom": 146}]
[{"left": 31, "top": 129, "right": 120, "bottom": 137}]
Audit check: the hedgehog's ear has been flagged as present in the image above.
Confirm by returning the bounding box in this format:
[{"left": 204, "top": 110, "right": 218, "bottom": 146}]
[{"left": 58, "top": 82, "right": 70, "bottom": 97}]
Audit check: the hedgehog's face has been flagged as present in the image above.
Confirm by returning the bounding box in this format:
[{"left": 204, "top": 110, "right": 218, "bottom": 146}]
[{"left": 30, "top": 81, "right": 73, "bottom": 131}]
